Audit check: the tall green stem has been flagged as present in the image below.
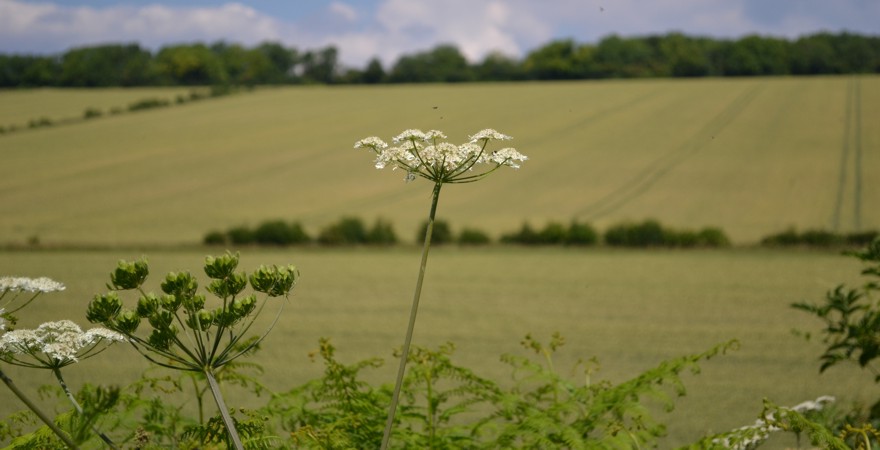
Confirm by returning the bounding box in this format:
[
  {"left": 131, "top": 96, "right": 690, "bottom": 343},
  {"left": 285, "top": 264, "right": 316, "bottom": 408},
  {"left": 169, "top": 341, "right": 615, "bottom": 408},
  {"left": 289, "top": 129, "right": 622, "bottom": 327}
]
[
  {"left": 52, "top": 368, "right": 119, "bottom": 450},
  {"left": 381, "top": 182, "right": 442, "bottom": 450},
  {"left": 0, "top": 367, "right": 80, "bottom": 449},
  {"left": 204, "top": 368, "right": 244, "bottom": 450}
]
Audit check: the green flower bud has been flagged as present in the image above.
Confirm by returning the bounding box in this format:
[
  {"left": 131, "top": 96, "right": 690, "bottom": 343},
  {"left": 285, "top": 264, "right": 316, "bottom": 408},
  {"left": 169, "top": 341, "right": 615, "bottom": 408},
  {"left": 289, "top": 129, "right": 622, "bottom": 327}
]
[
  {"left": 204, "top": 251, "right": 240, "bottom": 279},
  {"left": 87, "top": 292, "right": 123, "bottom": 324},
  {"left": 160, "top": 271, "right": 198, "bottom": 299},
  {"left": 148, "top": 328, "right": 175, "bottom": 351},
  {"left": 136, "top": 293, "right": 160, "bottom": 317},
  {"left": 231, "top": 294, "right": 257, "bottom": 317},
  {"left": 148, "top": 310, "right": 173, "bottom": 329},
  {"left": 161, "top": 294, "right": 182, "bottom": 312},
  {"left": 182, "top": 293, "right": 206, "bottom": 311},
  {"left": 116, "top": 308, "right": 141, "bottom": 334},
  {"left": 109, "top": 258, "right": 149, "bottom": 290},
  {"left": 250, "top": 264, "right": 299, "bottom": 297},
  {"left": 207, "top": 272, "right": 248, "bottom": 298},
  {"left": 212, "top": 307, "right": 237, "bottom": 327},
  {"left": 186, "top": 309, "right": 213, "bottom": 331}
]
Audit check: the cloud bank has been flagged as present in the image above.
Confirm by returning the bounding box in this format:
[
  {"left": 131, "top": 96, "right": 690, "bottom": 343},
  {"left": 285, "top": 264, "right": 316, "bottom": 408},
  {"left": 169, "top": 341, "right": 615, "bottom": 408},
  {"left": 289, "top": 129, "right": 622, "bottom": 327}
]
[{"left": 1, "top": 0, "right": 877, "bottom": 67}]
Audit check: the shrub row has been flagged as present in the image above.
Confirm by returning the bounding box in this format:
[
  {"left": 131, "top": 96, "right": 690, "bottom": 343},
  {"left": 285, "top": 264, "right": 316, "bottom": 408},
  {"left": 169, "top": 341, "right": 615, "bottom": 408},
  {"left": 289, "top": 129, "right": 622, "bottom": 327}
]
[
  {"left": 205, "top": 217, "right": 880, "bottom": 249},
  {"left": 205, "top": 217, "right": 734, "bottom": 248},
  {"left": 604, "top": 220, "right": 730, "bottom": 248},
  {"left": 500, "top": 221, "right": 599, "bottom": 246},
  {"left": 204, "top": 217, "right": 400, "bottom": 246},
  {"left": 761, "top": 228, "right": 879, "bottom": 247},
  {"left": 1, "top": 88, "right": 234, "bottom": 137}
]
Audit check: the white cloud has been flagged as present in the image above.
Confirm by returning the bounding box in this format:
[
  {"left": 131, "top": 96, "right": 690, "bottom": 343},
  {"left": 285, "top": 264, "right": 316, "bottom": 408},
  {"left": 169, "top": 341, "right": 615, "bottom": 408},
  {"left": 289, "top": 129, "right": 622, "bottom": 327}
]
[
  {"left": 329, "top": 2, "right": 358, "bottom": 22},
  {"left": 0, "top": 1, "right": 286, "bottom": 53},
  {"left": 0, "top": 0, "right": 876, "bottom": 67}
]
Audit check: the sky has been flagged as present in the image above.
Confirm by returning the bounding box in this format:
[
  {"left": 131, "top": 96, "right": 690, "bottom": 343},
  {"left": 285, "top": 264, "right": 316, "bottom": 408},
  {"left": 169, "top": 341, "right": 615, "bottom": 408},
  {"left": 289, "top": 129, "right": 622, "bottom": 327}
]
[{"left": 1, "top": 0, "right": 878, "bottom": 68}]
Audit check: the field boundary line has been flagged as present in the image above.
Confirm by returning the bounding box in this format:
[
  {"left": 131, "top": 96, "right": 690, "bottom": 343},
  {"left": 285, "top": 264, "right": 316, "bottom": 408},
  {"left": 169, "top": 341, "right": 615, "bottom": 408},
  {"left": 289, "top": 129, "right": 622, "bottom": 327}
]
[{"left": 574, "top": 84, "right": 763, "bottom": 221}]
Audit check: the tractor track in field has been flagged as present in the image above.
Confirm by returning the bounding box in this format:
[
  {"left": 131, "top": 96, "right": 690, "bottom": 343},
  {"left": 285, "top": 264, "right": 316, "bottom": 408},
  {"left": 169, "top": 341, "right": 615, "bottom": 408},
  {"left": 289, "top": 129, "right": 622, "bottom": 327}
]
[
  {"left": 832, "top": 77, "right": 863, "bottom": 231},
  {"left": 574, "top": 84, "right": 763, "bottom": 221}
]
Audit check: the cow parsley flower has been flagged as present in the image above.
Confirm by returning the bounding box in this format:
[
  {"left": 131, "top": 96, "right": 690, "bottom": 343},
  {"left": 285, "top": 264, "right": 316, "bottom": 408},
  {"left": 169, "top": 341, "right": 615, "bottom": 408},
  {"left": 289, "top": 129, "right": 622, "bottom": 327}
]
[
  {"left": 0, "top": 276, "right": 65, "bottom": 295},
  {"left": 0, "top": 309, "right": 6, "bottom": 332},
  {"left": 353, "top": 128, "right": 527, "bottom": 449},
  {"left": 355, "top": 128, "right": 527, "bottom": 184},
  {"left": 1, "top": 276, "right": 66, "bottom": 320},
  {"left": 0, "top": 320, "right": 125, "bottom": 369}
]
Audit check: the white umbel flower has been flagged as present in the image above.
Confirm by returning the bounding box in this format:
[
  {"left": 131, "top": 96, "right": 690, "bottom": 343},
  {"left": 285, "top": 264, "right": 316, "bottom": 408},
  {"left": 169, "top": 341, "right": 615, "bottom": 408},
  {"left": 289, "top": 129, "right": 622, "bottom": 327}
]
[
  {"left": 0, "top": 277, "right": 65, "bottom": 294},
  {"left": 0, "top": 320, "right": 125, "bottom": 368},
  {"left": 355, "top": 128, "right": 526, "bottom": 184}
]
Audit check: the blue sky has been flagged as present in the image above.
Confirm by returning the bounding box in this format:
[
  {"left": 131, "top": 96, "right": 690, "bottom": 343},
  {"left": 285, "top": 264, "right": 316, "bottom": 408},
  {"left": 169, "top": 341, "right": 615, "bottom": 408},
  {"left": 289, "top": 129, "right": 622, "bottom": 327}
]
[{"left": 1, "top": 0, "right": 878, "bottom": 67}]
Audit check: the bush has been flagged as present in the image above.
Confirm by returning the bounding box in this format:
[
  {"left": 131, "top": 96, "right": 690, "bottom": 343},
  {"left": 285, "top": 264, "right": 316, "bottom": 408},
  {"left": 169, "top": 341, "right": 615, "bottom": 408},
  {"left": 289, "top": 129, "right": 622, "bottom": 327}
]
[
  {"left": 565, "top": 221, "right": 599, "bottom": 246},
  {"left": 83, "top": 107, "right": 103, "bottom": 119},
  {"left": 254, "top": 220, "right": 311, "bottom": 246},
  {"left": 203, "top": 230, "right": 227, "bottom": 245},
  {"left": 128, "top": 98, "right": 170, "bottom": 112},
  {"left": 28, "top": 117, "right": 53, "bottom": 128},
  {"left": 416, "top": 220, "right": 453, "bottom": 245},
  {"left": 366, "top": 218, "right": 398, "bottom": 245},
  {"left": 500, "top": 222, "right": 540, "bottom": 245},
  {"left": 538, "top": 222, "right": 567, "bottom": 245},
  {"left": 605, "top": 220, "right": 666, "bottom": 247},
  {"left": 227, "top": 225, "right": 255, "bottom": 245},
  {"left": 697, "top": 227, "right": 731, "bottom": 247},
  {"left": 605, "top": 219, "right": 729, "bottom": 248},
  {"left": 458, "top": 228, "right": 491, "bottom": 245},
  {"left": 319, "top": 217, "right": 368, "bottom": 245},
  {"left": 761, "top": 228, "right": 878, "bottom": 247}
]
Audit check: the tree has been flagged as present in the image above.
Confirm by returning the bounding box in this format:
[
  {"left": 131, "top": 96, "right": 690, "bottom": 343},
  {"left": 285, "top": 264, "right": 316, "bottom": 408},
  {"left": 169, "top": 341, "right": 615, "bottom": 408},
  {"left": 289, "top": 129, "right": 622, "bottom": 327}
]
[
  {"left": 389, "top": 44, "right": 473, "bottom": 83},
  {"left": 299, "top": 46, "right": 339, "bottom": 84},
  {"left": 59, "top": 44, "right": 157, "bottom": 86},
  {"left": 155, "top": 44, "right": 228, "bottom": 85}
]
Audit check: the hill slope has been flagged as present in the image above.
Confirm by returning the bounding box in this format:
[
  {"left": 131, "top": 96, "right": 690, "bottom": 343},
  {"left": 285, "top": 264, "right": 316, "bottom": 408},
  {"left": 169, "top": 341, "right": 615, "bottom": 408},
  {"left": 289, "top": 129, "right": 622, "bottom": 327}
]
[{"left": 1, "top": 77, "right": 877, "bottom": 245}]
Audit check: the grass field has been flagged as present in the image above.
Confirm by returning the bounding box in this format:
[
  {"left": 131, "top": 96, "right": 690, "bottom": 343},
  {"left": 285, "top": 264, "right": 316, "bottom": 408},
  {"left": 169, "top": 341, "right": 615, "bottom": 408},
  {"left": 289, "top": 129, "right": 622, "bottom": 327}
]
[
  {"left": 0, "top": 247, "right": 874, "bottom": 448},
  {"left": 0, "top": 76, "right": 877, "bottom": 246}
]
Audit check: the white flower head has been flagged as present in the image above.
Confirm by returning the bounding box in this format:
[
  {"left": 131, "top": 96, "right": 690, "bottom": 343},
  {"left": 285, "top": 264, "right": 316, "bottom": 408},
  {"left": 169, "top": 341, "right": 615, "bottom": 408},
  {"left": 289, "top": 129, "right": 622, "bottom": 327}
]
[
  {"left": 392, "top": 129, "right": 426, "bottom": 143},
  {"left": 0, "top": 277, "right": 65, "bottom": 294},
  {"left": 489, "top": 148, "right": 528, "bottom": 169},
  {"left": 0, "top": 320, "right": 125, "bottom": 368},
  {"left": 354, "top": 136, "right": 388, "bottom": 151},
  {"left": 356, "top": 128, "right": 526, "bottom": 184},
  {"left": 469, "top": 128, "right": 512, "bottom": 143},
  {"left": 423, "top": 130, "right": 447, "bottom": 141},
  {"left": 0, "top": 308, "right": 6, "bottom": 332}
]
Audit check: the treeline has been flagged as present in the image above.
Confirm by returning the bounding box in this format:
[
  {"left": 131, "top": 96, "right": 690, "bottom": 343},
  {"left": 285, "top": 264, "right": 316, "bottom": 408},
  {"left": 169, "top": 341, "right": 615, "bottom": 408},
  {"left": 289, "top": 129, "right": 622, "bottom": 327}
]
[{"left": 2, "top": 32, "right": 878, "bottom": 88}]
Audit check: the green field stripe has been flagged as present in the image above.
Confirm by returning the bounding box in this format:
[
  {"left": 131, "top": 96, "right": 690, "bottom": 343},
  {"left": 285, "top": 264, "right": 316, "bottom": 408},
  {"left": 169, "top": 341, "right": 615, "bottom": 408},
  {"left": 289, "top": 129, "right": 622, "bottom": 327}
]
[{"left": 574, "top": 84, "right": 763, "bottom": 221}]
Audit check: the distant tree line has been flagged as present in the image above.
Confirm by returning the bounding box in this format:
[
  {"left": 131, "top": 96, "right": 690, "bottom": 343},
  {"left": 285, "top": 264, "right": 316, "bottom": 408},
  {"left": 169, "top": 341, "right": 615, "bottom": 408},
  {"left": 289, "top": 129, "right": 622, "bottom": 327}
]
[{"left": 1, "top": 32, "right": 878, "bottom": 87}]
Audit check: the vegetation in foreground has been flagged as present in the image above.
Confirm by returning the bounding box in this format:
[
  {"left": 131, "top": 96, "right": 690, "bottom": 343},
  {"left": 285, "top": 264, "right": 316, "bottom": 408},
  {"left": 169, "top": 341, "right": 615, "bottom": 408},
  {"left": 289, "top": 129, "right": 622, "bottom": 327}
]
[{"left": 2, "top": 240, "right": 880, "bottom": 448}]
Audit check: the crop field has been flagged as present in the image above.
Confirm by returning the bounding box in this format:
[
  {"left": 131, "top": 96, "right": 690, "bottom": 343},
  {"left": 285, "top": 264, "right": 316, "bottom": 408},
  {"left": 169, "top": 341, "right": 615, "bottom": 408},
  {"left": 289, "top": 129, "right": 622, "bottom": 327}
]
[
  {"left": 0, "top": 247, "right": 873, "bottom": 448},
  {"left": 0, "top": 76, "right": 877, "bottom": 246},
  {"left": 1, "top": 77, "right": 878, "bottom": 448}
]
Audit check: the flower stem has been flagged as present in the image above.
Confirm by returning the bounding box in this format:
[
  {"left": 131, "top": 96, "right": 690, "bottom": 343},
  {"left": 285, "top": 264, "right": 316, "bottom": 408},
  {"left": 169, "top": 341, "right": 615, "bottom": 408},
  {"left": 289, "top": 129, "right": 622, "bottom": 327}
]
[
  {"left": 381, "top": 181, "right": 442, "bottom": 450},
  {"left": 204, "top": 368, "right": 244, "bottom": 450},
  {"left": 0, "top": 367, "right": 80, "bottom": 449},
  {"left": 52, "top": 368, "right": 120, "bottom": 450}
]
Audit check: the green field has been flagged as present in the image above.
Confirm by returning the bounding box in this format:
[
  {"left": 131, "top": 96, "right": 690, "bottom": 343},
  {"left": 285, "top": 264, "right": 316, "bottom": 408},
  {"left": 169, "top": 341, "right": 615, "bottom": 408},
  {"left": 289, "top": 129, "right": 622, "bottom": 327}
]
[
  {"left": 0, "top": 247, "right": 872, "bottom": 448},
  {"left": 1, "top": 76, "right": 877, "bottom": 246},
  {"left": 1, "top": 78, "right": 879, "bottom": 447}
]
